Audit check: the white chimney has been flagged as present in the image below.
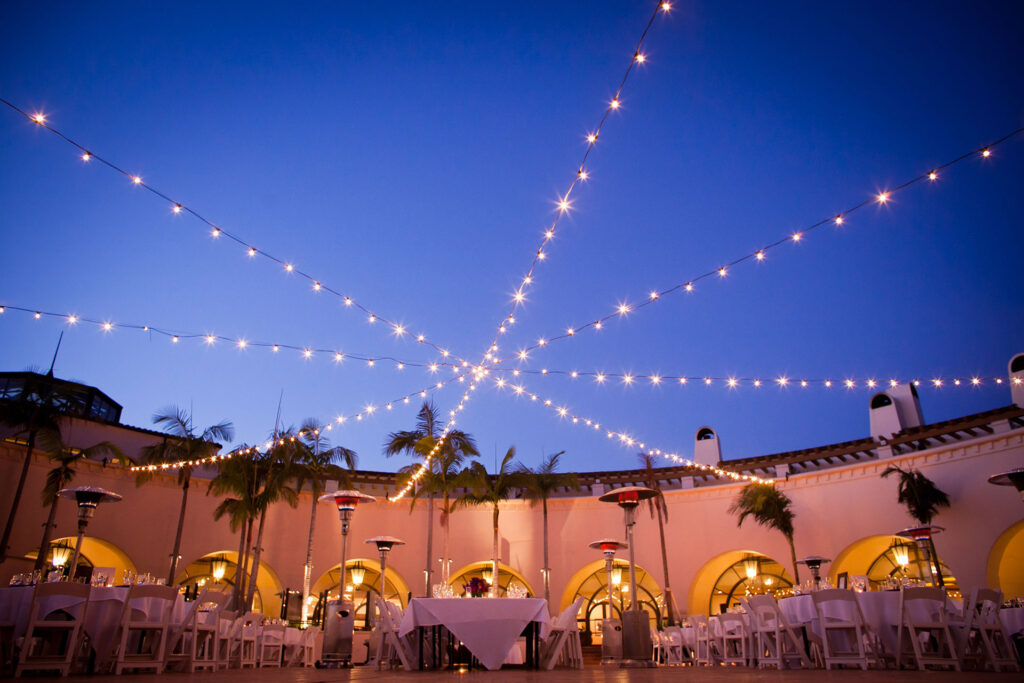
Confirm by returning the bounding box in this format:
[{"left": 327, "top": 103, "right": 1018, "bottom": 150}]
[
  {"left": 694, "top": 426, "right": 721, "bottom": 466},
  {"left": 1010, "top": 353, "right": 1024, "bottom": 408},
  {"left": 869, "top": 383, "right": 924, "bottom": 441}
]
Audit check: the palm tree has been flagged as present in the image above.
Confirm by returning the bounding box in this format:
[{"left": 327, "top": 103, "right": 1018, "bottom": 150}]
[
  {"left": 881, "top": 464, "right": 951, "bottom": 587},
  {"left": 385, "top": 401, "right": 479, "bottom": 592},
  {"left": 457, "top": 447, "right": 524, "bottom": 596},
  {"left": 209, "top": 453, "right": 260, "bottom": 608},
  {"left": 0, "top": 373, "right": 66, "bottom": 563},
  {"left": 881, "top": 465, "right": 950, "bottom": 525},
  {"left": 638, "top": 452, "right": 677, "bottom": 626},
  {"left": 729, "top": 482, "right": 801, "bottom": 584},
  {"left": 137, "top": 407, "right": 233, "bottom": 584},
  {"left": 517, "top": 451, "right": 578, "bottom": 604},
  {"left": 33, "top": 430, "right": 126, "bottom": 572},
  {"left": 242, "top": 431, "right": 301, "bottom": 610},
  {"left": 296, "top": 419, "right": 357, "bottom": 620}
]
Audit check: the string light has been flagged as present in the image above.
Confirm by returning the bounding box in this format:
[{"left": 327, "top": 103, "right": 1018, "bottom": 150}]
[
  {"left": 494, "top": 376, "right": 771, "bottom": 484},
  {"left": 130, "top": 372, "right": 470, "bottom": 473},
  {"left": 492, "top": 129, "right": 1024, "bottom": 365},
  {"left": 0, "top": 96, "right": 479, "bottom": 369},
  {"left": 485, "top": 364, "right": 1004, "bottom": 392},
  {"left": 0, "top": 303, "right": 463, "bottom": 374}
]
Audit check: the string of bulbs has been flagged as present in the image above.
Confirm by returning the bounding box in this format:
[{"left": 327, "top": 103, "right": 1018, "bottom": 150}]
[
  {"left": 391, "top": 0, "right": 675, "bottom": 501},
  {"left": 492, "top": 374, "right": 772, "bottom": 484},
  {"left": 488, "top": 365, "right": 1016, "bottom": 391},
  {"left": 0, "top": 97, "right": 479, "bottom": 371},
  {"left": 498, "top": 129, "right": 1024, "bottom": 367},
  {"left": 0, "top": 303, "right": 466, "bottom": 374}
]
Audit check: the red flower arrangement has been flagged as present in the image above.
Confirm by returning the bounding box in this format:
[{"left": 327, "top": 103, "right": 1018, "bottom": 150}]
[{"left": 464, "top": 576, "right": 491, "bottom": 597}]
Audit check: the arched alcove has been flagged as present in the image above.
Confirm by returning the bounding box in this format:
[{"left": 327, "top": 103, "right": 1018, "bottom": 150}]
[
  {"left": 831, "top": 534, "right": 959, "bottom": 593},
  {"left": 447, "top": 561, "right": 534, "bottom": 598},
  {"left": 987, "top": 519, "right": 1024, "bottom": 599},
  {"left": 27, "top": 535, "right": 137, "bottom": 584},
  {"left": 311, "top": 559, "right": 410, "bottom": 630},
  {"left": 559, "top": 558, "right": 663, "bottom": 640},
  {"left": 175, "top": 550, "right": 284, "bottom": 616},
  {"left": 688, "top": 549, "right": 794, "bottom": 617}
]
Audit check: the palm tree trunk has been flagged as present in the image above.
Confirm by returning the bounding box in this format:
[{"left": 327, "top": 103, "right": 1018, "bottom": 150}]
[
  {"left": 655, "top": 503, "right": 675, "bottom": 626},
  {"left": 166, "top": 469, "right": 190, "bottom": 585},
  {"left": 245, "top": 508, "right": 268, "bottom": 611},
  {"left": 0, "top": 429, "right": 37, "bottom": 562},
  {"left": 441, "top": 494, "right": 451, "bottom": 584},
  {"left": 32, "top": 495, "right": 61, "bottom": 572},
  {"left": 491, "top": 506, "right": 500, "bottom": 597},
  {"left": 302, "top": 495, "right": 317, "bottom": 620},
  {"left": 788, "top": 535, "right": 801, "bottom": 585},
  {"left": 424, "top": 491, "right": 434, "bottom": 596},
  {"left": 237, "top": 518, "right": 254, "bottom": 609},
  {"left": 232, "top": 519, "right": 247, "bottom": 609},
  {"left": 542, "top": 498, "right": 550, "bottom": 604}
]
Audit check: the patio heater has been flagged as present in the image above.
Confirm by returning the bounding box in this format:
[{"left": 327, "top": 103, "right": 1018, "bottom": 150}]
[
  {"left": 598, "top": 486, "right": 657, "bottom": 667},
  {"left": 589, "top": 539, "right": 627, "bottom": 664},
  {"left": 318, "top": 490, "right": 374, "bottom": 665},
  {"left": 365, "top": 536, "right": 405, "bottom": 623},
  {"left": 796, "top": 555, "right": 832, "bottom": 589},
  {"left": 58, "top": 486, "right": 122, "bottom": 580},
  {"left": 988, "top": 468, "right": 1024, "bottom": 501},
  {"left": 897, "top": 525, "right": 945, "bottom": 589}
]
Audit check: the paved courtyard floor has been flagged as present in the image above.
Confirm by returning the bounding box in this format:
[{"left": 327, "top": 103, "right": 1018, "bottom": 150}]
[{"left": 67, "top": 666, "right": 1021, "bottom": 683}]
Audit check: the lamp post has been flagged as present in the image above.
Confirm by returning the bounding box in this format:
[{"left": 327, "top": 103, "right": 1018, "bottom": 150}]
[
  {"left": 897, "top": 525, "right": 945, "bottom": 589},
  {"left": 598, "top": 486, "right": 657, "bottom": 667},
  {"left": 796, "top": 556, "right": 832, "bottom": 589},
  {"left": 318, "top": 490, "right": 375, "bottom": 607},
  {"left": 988, "top": 468, "right": 1024, "bottom": 501},
  {"left": 57, "top": 486, "right": 122, "bottom": 580}
]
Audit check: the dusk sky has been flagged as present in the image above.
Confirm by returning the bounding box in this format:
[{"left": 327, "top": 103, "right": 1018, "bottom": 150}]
[{"left": 2, "top": 1, "right": 1022, "bottom": 475}]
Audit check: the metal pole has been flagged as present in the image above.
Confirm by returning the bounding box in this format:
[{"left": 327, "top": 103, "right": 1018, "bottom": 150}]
[
  {"left": 625, "top": 508, "right": 639, "bottom": 612},
  {"left": 605, "top": 554, "right": 615, "bottom": 615},
  {"left": 68, "top": 520, "right": 87, "bottom": 580}
]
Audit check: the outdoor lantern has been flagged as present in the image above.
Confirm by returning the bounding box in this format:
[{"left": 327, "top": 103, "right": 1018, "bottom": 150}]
[
  {"left": 598, "top": 486, "right": 657, "bottom": 666},
  {"left": 892, "top": 542, "right": 911, "bottom": 570},
  {"left": 897, "top": 525, "right": 945, "bottom": 589},
  {"left": 58, "top": 486, "right": 122, "bottom": 579},
  {"left": 350, "top": 563, "right": 365, "bottom": 587},
  {"left": 988, "top": 468, "right": 1024, "bottom": 502},
  {"left": 211, "top": 555, "right": 229, "bottom": 581},
  {"left": 743, "top": 557, "right": 760, "bottom": 580},
  {"left": 797, "top": 556, "right": 832, "bottom": 588},
  {"left": 611, "top": 567, "right": 623, "bottom": 586},
  {"left": 480, "top": 567, "right": 494, "bottom": 585},
  {"left": 318, "top": 490, "right": 375, "bottom": 602},
  {"left": 50, "top": 541, "right": 73, "bottom": 569}
]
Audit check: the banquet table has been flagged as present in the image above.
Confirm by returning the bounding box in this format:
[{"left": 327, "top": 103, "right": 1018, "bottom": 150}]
[
  {"left": 1001, "top": 608, "right": 1024, "bottom": 637},
  {"left": 0, "top": 584, "right": 187, "bottom": 666},
  {"left": 398, "top": 597, "right": 551, "bottom": 671}
]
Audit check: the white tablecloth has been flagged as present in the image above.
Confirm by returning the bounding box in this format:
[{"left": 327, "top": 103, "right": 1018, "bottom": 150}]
[
  {"left": 398, "top": 597, "right": 551, "bottom": 670},
  {"left": 1001, "top": 608, "right": 1024, "bottom": 637}
]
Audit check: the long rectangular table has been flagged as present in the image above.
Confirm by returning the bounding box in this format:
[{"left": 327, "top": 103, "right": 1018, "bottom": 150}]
[{"left": 398, "top": 597, "right": 551, "bottom": 671}]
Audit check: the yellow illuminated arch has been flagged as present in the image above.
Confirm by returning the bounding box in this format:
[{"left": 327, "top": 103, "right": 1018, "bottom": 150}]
[
  {"left": 987, "top": 519, "right": 1024, "bottom": 598},
  {"left": 28, "top": 535, "right": 137, "bottom": 584},
  {"left": 447, "top": 561, "right": 534, "bottom": 597},
  {"left": 175, "top": 550, "right": 284, "bottom": 616}
]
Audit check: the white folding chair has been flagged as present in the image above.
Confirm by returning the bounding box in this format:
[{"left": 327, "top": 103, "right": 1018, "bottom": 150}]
[
  {"left": 650, "top": 628, "right": 663, "bottom": 663},
  {"left": 15, "top": 581, "right": 91, "bottom": 677},
  {"left": 232, "top": 611, "right": 262, "bottom": 669},
  {"left": 111, "top": 584, "right": 178, "bottom": 674},
  {"left": 166, "top": 589, "right": 229, "bottom": 673},
  {"left": 372, "top": 594, "right": 414, "bottom": 671},
  {"left": 718, "top": 612, "right": 749, "bottom": 666},
  {"left": 257, "top": 623, "right": 285, "bottom": 667},
  {"left": 687, "top": 615, "right": 718, "bottom": 666},
  {"left": 540, "top": 596, "right": 585, "bottom": 670},
  {"left": 213, "top": 609, "right": 236, "bottom": 670},
  {"left": 811, "top": 589, "right": 874, "bottom": 670},
  {"left": 953, "top": 588, "right": 1020, "bottom": 673},
  {"left": 746, "top": 594, "right": 812, "bottom": 670},
  {"left": 284, "top": 626, "right": 321, "bottom": 667},
  {"left": 896, "top": 587, "right": 960, "bottom": 671},
  {"left": 660, "top": 626, "right": 686, "bottom": 665}
]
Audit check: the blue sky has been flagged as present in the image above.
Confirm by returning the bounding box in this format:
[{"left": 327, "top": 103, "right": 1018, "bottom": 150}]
[{"left": 1, "top": 1, "right": 1022, "bottom": 474}]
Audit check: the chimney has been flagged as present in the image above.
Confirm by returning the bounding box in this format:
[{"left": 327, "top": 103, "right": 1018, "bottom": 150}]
[
  {"left": 869, "top": 383, "right": 924, "bottom": 441},
  {"left": 1010, "top": 353, "right": 1024, "bottom": 408},
  {"left": 694, "top": 426, "right": 721, "bottom": 466}
]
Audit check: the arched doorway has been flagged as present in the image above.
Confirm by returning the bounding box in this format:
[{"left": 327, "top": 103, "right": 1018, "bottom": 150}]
[
  {"left": 311, "top": 559, "right": 410, "bottom": 631},
  {"left": 26, "top": 535, "right": 137, "bottom": 584},
  {"left": 831, "top": 534, "right": 959, "bottom": 594},
  {"left": 447, "top": 561, "right": 534, "bottom": 598},
  {"left": 560, "top": 559, "right": 663, "bottom": 643},
  {"left": 175, "top": 551, "right": 284, "bottom": 616},
  {"left": 987, "top": 520, "right": 1024, "bottom": 599},
  {"left": 688, "top": 550, "right": 793, "bottom": 617}
]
